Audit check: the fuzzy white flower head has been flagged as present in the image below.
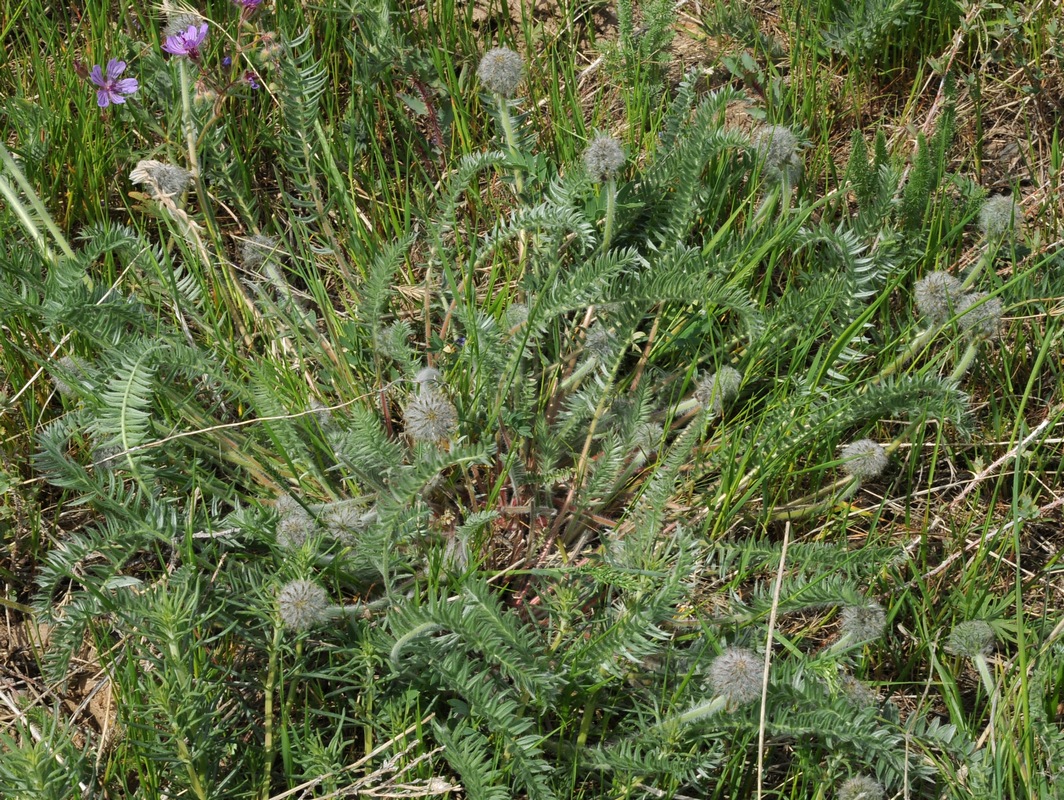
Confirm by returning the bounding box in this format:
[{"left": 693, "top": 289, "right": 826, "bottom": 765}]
[
  {"left": 955, "top": 292, "right": 1004, "bottom": 340},
  {"left": 695, "top": 366, "right": 742, "bottom": 415},
  {"left": 308, "top": 397, "right": 334, "bottom": 428},
  {"left": 504, "top": 302, "right": 529, "bottom": 332},
  {"left": 840, "top": 439, "right": 888, "bottom": 480},
  {"left": 130, "top": 160, "right": 192, "bottom": 199},
  {"left": 273, "top": 493, "right": 301, "bottom": 517},
  {"left": 631, "top": 421, "right": 664, "bottom": 456},
  {"left": 945, "top": 619, "right": 995, "bottom": 659},
  {"left": 754, "top": 125, "right": 802, "bottom": 183},
  {"left": 52, "top": 355, "right": 90, "bottom": 399},
  {"left": 323, "top": 503, "right": 377, "bottom": 543},
  {"left": 414, "top": 367, "right": 442, "bottom": 391},
  {"left": 275, "top": 499, "right": 317, "bottom": 550},
  {"left": 477, "top": 46, "right": 524, "bottom": 98},
  {"left": 240, "top": 233, "right": 280, "bottom": 269},
  {"left": 840, "top": 603, "right": 886, "bottom": 643},
  {"left": 377, "top": 320, "right": 413, "bottom": 361},
  {"left": 163, "top": 12, "right": 202, "bottom": 39},
  {"left": 709, "top": 646, "right": 762, "bottom": 708},
  {"left": 979, "top": 194, "right": 1019, "bottom": 238},
  {"left": 837, "top": 774, "right": 884, "bottom": 800},
  {"left": 277, "top": 579, "right": 330, "bottom": 631},
  {"left": 583, "top": 325, "right": 616, "bottom": 360},
  {"left": 583, "top": 135, "right": 625, "bottom": 182},
  {"left": 838, "top": 670, "right": 879, "bottom": 707},
  {"left": 404, "top": 389, "right": 458, "bottom": 443},
  {"left": 914, "top": 271, "right": 964, "bottom": 325}
]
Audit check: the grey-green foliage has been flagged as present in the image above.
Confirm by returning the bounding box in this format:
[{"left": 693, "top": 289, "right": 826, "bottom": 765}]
[
  {"left": 901, "top": 103, "right": 956, "bottom": 232},
  {"left": 34, "top": 335, "right": 237, "bottom": 504},
  {"left": 108, "top": 569, "right": 246, "bottom": 799},
  {"left": 822, "top": 0, "right": 921, "bottom": 64},
  {"left": 1, "top": 49, "right": 1011, "bottom": 800},
  {"left": 387, "top": 583, "right": 558, "bottom": 800},
  {"left": 1030, "top": 646, "right": 1064, "bottom": 790},
  {"left": 277, "top": 28, "right": 329, "bottom": 220},
  {"left": 636, "top": 83, "right": 751, "bottom": 246},
  {"left": 604, "top": 0, "right": 677, "bottom": 94},
  {"left": 0, "top": 712, "right": 91, "bottom": 800},
  {"left": 432, "top": 722, "right": 510, "bottom": 800}
]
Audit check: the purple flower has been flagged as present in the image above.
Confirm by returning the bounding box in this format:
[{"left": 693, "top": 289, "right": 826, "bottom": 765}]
[
  {"left": 222, "top": 56, "right": 232, "bottom": 68},
  {"left": 88, "top": 59, "right": 139, "bottom": 107},
  {"left": 162, "top": 23, "right": 209, "bottom": 59},
  {"left": 243, "top": 71, "right": 261, "bottom": 89},
  {"left": 233, "top": 0, "right": 263, "bottom": 8}
]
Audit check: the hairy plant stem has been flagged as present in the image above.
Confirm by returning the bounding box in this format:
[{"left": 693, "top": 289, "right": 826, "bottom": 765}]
[
  {"left": 950, "top": 341, "right": 981, "bottom": 378},
  {"left": 960, "top": 239, "right": 1000, "bottom": 291},
  {"left": 164, "top": 629, "right": 209, "bottom": 800},
  {"left": 179, "top": 60, "right": 224, "bottom": 249},
  {"left": 600, "top": 177, "right": 617, "bottom": 252},
  {"left": 260, "top": 620, "right": 284, "bottom": 800},
  {"left": 495, "top": 95, "right": 524, "bottom": 195},
  {"left": 655, "top": 695, "right": 727, "bottom": 730},
  {"left": 767, "top": 475, "right": 858, "bottom": 522},
  {"left": 870, "top": 325, "right": 941, "bottom": 386}
]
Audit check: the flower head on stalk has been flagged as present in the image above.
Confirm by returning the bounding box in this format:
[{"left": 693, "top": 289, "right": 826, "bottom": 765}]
[
  {"left": 88, "top": 59, "right": 139, "bottom": 107},
  {"left": 163, "top": 23, "right": 209, "bottom": 60}
]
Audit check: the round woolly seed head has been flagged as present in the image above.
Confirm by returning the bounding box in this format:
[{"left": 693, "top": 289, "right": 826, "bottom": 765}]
[
  {"left": 504, "top": 303, "right": 529, "bottom": 332},
  {"left": 377, "top": 320, "right": 413, "bottom": 362},
  {"left": 945, "top": 619, "right": 995, "bottom": 659},
  {"left": 979, "top": 194, "right": 1019, "bottom": 238},
  {"left": 914, "top": 271, "right": 963, "bottom": 325},
  {"left": 273, "top": 493, "right": 301, "bottom": 518},
  {"left": 840, "top": 439, "right": 888, "bottom": 481},
  {"left": 840, "top": 603, "right": 886, "bottom": 643},
  {"left": 754, "top": 125, "right": 802, "bottom": 183},
  {"left": 276, "top": 506, "right": 317, "bottom": 549},
  {"left": 583, "top": 135, "right": 625, "bottom": 182},
  {"left": 308, "top": 397, "right": 334, "bottom": 428},
  {"left": 955, "top": 292, "right": 1003, "bottom": 341},
  {"left": 404, "top": 390, "right": 458, "bottom": 443},
  {"left": 163, "top": 12, "right": 202, "bottom": 38},
  {"left": 708, "top": 646, "right": 762, "bottom": 707},
  {"left": 477, "top": 47, "right": 524, "bottom": 98},
  {"left": 583, "top": 325, "right": 616, "bottom": 360},
  {"left": 52, "top": 355, "right": 90, "bottom": 399},
  {"left": 323, "top": 503, "right": 376, "bottom": 543},
  {"left": 631, "top": 421, "right": 664, "bottom": 456},
  {"left": 414, "top": 367, "right": 442, "bottom": 391},
  {"left": 277, "top": 579, "right": 330, "bottom": 631},
  {"left": 695, "top": 366, "right": 742, "bottom": 416},
  {"left": 240, "top": 233, "right": 280, "bottom": 269},
  {"left": 837, "top": 774, "right": 884, "bottom": 800},
  {"left": 838, "top": 670, "right": 879, "bottom": 707},
  {"left": 129, "top": 160, "right": 192, "bottom": 199}
]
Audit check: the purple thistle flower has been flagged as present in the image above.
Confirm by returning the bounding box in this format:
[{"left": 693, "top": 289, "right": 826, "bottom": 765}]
[
  {"left": 88, "top": 59, "right": 139, "bottom": 107},
  {"left": 162, "top": 23, "right": 209, "bottom": 59}
]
